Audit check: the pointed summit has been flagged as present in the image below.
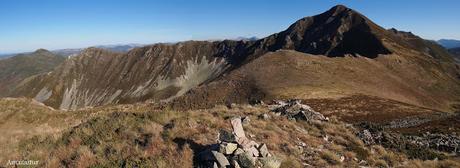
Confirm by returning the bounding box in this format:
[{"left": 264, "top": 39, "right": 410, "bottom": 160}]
[
  {"left": 327, "top": 4, "right": 352, "bottom": 15},
  {"left": 258, "top": 4, "right": 391, "bottom": 58}
]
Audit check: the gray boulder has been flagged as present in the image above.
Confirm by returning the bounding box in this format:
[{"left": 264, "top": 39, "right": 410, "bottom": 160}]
[
  {"left": 212, "top": 151, "right": 230, "bottom": 167},
  {"left": 258, "top": 144, "right": 271, "bottom": 157}
]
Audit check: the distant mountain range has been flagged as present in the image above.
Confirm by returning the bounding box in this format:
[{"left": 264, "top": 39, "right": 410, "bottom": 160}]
[
  {"left": 0, "top": 44, "right": 146, "bottom": 59},
  {"left": 437, "top": 39, "right": 460, "bottom": 49},
  {"left": 5, "top": 5, "right": 459, "bottom": 112}
]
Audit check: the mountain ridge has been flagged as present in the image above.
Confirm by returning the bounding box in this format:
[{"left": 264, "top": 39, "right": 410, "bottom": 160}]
[
  {"left": 7, "top": 5, "right": 460, "bottom": 111},
  {"left": 438, "top": 39, "right": 460, "bottom": 49},
  {"left": 0, "top": 49, "right": 66, "bottom": 97}
]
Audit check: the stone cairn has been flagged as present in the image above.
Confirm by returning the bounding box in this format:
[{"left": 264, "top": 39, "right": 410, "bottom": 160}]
[
  {"left": 198, "top": 117, "right": 281, "bottom": 168},
  {"left": 268, "top": 99, "right": 328, "bottom": 122}
]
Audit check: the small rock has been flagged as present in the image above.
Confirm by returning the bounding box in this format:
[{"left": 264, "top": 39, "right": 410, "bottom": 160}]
[
  {"left": 232, "top": 160, "right": 241, "bottom": 168},
  {"left": 220, "top": 142, "right": 238, "bottom": 155},
  {"left": 258, "top": 143, "right": 271, "bottom": 157},
  {"left": 218, "top": 129, "right": 236, "bottom": 143},
  {"left": 247, "top": 146, "right": 260, "bottom": 157},
  {"left": 241, "top": 140, "right": 259, "bottom": 150},
  {"left": 259, "top": 113, "right": 271, "bottom": 120},
  {"left": 231, "top": 117, "right": 246, "bottom": 139},
  {"left": 242, "top": 116, "right": 251, "bottom": 125},
  {"left": 297, "top": 141, "right": 307, "bottom": 147},
  {"left": 212, "top": 151, "right": 230, "bottom": 167},
  {"left": 213, "top": 162, "right": 219, "bottom": 168},
  {"left": 323, "top": 135, "right": 329, "bottom": 142},
  {"left": 234, "top": 148, "right": 245, "bottom": 155}
]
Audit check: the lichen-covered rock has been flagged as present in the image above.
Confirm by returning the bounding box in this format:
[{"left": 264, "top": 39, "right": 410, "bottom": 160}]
[
  {"left": 218, "top": 129, "right": 236, "bottom": 143},
  {"left": 258, "top": 144, "right": 271, "bottom": 157},
  {"left": 212, "top": 151, "right": 230, "bottom": 167},
  {"left": 234, "top": 148, "right": 245, "bottom": 155},
  {"left": 220, "top": 142, "right": 238, "bottom": 155}
]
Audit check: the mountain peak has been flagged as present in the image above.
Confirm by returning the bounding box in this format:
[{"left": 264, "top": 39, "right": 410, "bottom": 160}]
[
  {"left": 268, "top": 4, "right": 391, "bottom": 58},
  {"left": 323, "top": 4, "right": 364, "bottom": 19},
  {"left": 328, "top": 4, "right": 351, "bottom": 13},
  {"left": 34, "top": 48, "right": 51, "bottom": 54}
]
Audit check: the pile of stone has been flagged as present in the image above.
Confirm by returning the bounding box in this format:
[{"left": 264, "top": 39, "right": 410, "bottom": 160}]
[
  {"left": 268, "top": 99, "right": 328, "bottom": 122},
  {"left": 407, "top": 133, "right": 460, "bottom": 154},
  {"left": 198, "top": 117, "right": 281, "bottom": 168},
  {"left": 358, "top": 127, "right": 460, "bottom": 154}
]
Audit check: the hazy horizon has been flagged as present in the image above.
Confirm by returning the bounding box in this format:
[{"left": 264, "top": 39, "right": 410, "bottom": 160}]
[{"left": 1, "top": 0, "right": 459, "bottom": 54}]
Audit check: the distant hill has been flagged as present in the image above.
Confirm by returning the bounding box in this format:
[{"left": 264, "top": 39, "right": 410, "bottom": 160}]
[
  {"left": 52, "top": 44, "right": 145, "bottom": 56},
  {"left": 0, "top": 44, "right": 145, "bottom": 58},
  {"left": 0, "top": 49, "right": 66, "bottom": 97},
  {"left": 438, "top": 39, "right": 460, "bottom": 49},
  {"left": 234, "top": 36, "right": 259, "bottom": 41},
  {"left": 0, "top": 53, "right": 16, "bottom": 60}
]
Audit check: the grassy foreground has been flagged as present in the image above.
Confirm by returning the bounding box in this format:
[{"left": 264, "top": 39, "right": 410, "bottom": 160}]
[{"left": 0, "top": 98, "right": 459, "bottom": 167}]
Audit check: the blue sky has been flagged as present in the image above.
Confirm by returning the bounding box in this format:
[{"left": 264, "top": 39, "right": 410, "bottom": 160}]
[{"left": 0, "top": 0, "right": 459, "bottom": 53}]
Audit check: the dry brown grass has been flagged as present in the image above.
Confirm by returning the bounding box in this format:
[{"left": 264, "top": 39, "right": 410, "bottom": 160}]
[
  {"left": 174, "top": 50, "right": 460, "bottom": 113},
  {"left": 1, "top": 99, "right": 459, "bottom": 167}
]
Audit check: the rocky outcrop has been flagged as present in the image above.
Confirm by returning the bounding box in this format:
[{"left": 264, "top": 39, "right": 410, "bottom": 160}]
[
  {"left": 357, "top": 123, "right": 460, "bottom": 156},
  {"left": 269, "top": 99, "right": 328, "bottom": 122},
  {"left": 198, "top": 117, "right": 281, "bottom": 168}
]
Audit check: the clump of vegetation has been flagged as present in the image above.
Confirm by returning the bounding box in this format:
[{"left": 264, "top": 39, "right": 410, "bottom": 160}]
[{"left": 320, "top": 150, "right": 341, "bottom": 165}]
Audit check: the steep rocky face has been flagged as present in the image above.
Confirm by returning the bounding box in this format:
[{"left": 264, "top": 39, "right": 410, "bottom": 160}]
[
  {"left": 0, "top": 49, "right": 65, "bottom": 97},
  {"left": 13, "top": 41, "right": 249, "bottom": 110},
  {"left": 171, "top": 49, "right": 460, "bottom": 111},
  {"left": 9, "top": 5, "right": 460, "bottom": 111}
]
